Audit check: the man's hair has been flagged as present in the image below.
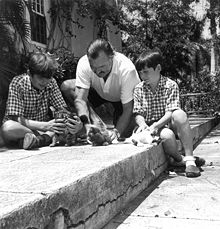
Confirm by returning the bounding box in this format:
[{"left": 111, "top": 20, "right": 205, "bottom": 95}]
[
  {"left": 87, "top": 39, "right": 115, "bottom": 59},
  {"left": 135, "top": 49, "right": 162, "bottom": 72},
  {"left": 28, "top": 52, "right": 59, "bottom": 79}
]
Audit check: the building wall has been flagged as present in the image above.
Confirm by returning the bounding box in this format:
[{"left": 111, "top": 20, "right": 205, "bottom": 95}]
[{"left": 27, "top": 0, "right": 122, "bottom": 58}]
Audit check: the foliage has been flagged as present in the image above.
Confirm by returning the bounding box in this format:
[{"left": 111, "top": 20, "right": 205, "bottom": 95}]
[
  {"left": 47, "top": 0, "right": 84, "bottom": 47},
  {"left": 180, "top": 66, "right": 220, "bottom": 114},
  {"left": 0, "top": 0, "right": 30, "bottom": 125},
  {"left": 117, "top": 0, "right": 206, "bottom": 83},
  {"left": 207, "top": 0, "right": 220, "bottom": 35},
  {"left": 50, "top": 47, "right": 79, "bottom": 87},
  {"left": 48, "top": 0, "right": 120, "bottom": 46},
  {"left": 75, "top": 0, "right": 120, "bottom": 38},
  {"left": 0, "top": 0, "right": 30, "bottom": 90}
]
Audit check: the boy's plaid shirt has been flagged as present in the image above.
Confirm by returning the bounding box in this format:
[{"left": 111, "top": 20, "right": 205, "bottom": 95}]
[
  {"left": 133, "top": 76, "right": 180, "bottom": 124},
  {"left": 3, "top": 74, "right": 67, "bottom": 122}
]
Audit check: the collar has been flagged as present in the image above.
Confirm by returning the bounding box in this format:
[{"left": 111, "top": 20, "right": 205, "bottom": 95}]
[
  {"left": 143, "top": 75, "right": 168, "bottom": 91},
  {"left": 26, "top": 74, "right": 54, "bottom": 92}
]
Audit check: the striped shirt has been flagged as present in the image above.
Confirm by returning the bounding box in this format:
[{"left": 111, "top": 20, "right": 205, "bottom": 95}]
[
  {"left": 133, "top": 76, "right": 180, "bottom": 124},
  {"left": 3, "top": 74, "right": 67, "bottom": 122}
]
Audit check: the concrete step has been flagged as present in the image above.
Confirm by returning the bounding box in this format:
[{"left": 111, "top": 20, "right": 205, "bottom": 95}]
[
  {"left": 0, "top": 116, "right": 219, "bottom": 229},
  {"left": 103, "top": 121, "right": 220, "bottom": 229}
]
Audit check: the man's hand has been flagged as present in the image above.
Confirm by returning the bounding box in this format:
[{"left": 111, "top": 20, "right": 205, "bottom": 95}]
[
  {"left": 66, "top": 116, "right": 83, "bottom": 134},
  {"left": 108, "top": 128, "right": 120, "bottom": 142}
]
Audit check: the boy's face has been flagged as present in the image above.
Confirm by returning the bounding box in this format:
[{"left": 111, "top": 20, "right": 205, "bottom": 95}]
[
  {"left": 139, "top": 64, "right": 160, "bottom": 83},
  {"left": 30, "top": 74, "right": 52, "bottom": 90},
  {"left": 89, "top": 51, "right": 113, "bottom": 79}
]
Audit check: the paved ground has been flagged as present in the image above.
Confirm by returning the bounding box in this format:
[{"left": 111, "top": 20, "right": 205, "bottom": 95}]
[
  {"left": 0, "top": 115, "right": 218, "bottom": 229},
  {"left": 103, "top": 122, "right": 220, "bottom": 229}
]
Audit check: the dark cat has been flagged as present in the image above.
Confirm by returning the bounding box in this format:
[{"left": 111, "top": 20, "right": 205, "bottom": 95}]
[
  {"left": 49, "top": 107, "right": 78, "bottom": 147},
  {"left": 87, "top": 125, "right": 112, "bottom": 146},
  {"left": 86, "top": 105, "right": 112, "bottom": 146}
]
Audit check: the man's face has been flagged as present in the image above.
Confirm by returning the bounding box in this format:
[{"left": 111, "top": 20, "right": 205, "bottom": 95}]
[
  {"left": 30, "top": 74, "right": 52, "bottom": 90},
  {"left": 89, "top": 51, "right": 113, "bottom": 79}
]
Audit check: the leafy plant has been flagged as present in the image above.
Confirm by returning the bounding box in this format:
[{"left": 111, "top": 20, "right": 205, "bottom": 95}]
[
  {"left": 118, "top": 0, "right": 206, "bottom": 83},
  {"left": 50, "top": 47, "right": 79, "bottom": 87},
  {"left": 0, "top": 0, "right": 30, "bottom": 125},
  {"left": 180, "top": 67, "right": 220, "bottom": 114}
]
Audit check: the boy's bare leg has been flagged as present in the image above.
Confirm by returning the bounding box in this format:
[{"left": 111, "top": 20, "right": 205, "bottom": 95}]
[
  {"left": 170, "top": 109, "right": 193, "bottom": 157},
  {"left": 1, "top": 120, "right": 53, "bottom": 149},
  {"left": 170, "top": 109, "right": 200, "bottom": 177},
  {"left": 1, "top": 120, "right": 33, "bottom": 142},
  {"left": 160, "top": 127, "right": 182, "bottom": 162}
]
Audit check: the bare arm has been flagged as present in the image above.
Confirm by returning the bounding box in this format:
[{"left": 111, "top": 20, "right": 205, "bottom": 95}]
[
  {"left": 134, "top": 114, "right": 148, "bottom": 133},
  {"left": 115, "top": 100, "right": 133, "bottom": 136},
  {"left": 74, "top": 87, "right": 91, "bottom": 132},
  {"left": 11, "top": 116, "right": 66, "bottom": 134},
  {"left": 149, "top": 111, "right": 172, "bottom": 134}
]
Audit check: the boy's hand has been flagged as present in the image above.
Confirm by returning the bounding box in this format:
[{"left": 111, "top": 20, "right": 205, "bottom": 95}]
[
  {"left": 149, "top": 122, "right": 158, "bottom": 135},
  {"left": 47, "top": 119, "right": 66, "bottom": 134},
  {"left": 136, "top": 124, "right": 148, "bottom": 134}
]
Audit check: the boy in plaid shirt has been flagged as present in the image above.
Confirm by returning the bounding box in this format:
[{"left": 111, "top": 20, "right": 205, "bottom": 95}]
[
  {"left": 133, "top": 50, "right": 203, "bottom": 178},
  {"left": 1, "top": 52, "right": 82, "bottom": 150}
]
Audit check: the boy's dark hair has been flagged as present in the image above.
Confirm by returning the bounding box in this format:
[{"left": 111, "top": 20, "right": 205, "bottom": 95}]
[
  {"left": 87, "top": 39, "right": 115, "bottom": 60},
  {"left": 135, "top": 49, "right": 163, "bottom": 72},
  {"left": 28, "top": 52, "right": 59, "bottom": 79}
]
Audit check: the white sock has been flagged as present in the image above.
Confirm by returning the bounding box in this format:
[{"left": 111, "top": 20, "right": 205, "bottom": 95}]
[{"left": 184, "top": 156, "right": 196, "bottom": 166}]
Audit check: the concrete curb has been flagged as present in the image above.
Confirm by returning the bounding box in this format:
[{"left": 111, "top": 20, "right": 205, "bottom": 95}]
[{"left": 0, "top": 116, "right": 219, "bottom": 229}]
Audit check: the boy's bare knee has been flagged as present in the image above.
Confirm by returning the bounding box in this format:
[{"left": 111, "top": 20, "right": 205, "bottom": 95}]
[
  {"left": 172, "top": 109, "right": 188, "bottom": 124},
  {"left": 1, "top": 120, "right": 15, "bottom": 133},
  {"left": 160, "top": 128, "right": 175, "bottom": 141}
]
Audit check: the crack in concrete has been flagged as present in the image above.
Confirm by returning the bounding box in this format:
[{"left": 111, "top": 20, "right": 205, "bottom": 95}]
[{"left": 68, "top": 163, "right": 166, "bottom": 228}]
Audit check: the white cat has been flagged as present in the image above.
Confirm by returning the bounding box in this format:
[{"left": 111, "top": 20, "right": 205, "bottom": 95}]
[{"left": 119, "top": 128, "right": 160, "bottom": 147}]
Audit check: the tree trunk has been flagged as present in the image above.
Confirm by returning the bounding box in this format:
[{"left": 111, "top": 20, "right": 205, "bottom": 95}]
[{"left": 210, "top": 40, "right": 216, "bottom": 74}]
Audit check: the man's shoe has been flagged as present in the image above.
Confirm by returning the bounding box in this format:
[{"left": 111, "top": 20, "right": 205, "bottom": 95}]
[
  {"left": 195, "top": 156, "right": 206, "bottom": 167},
  {"left": 185, "top": 165, "right": 201, "bottom": 178},
  {"left": 23, "top": 133, "right": 38, "bottom": 150}
]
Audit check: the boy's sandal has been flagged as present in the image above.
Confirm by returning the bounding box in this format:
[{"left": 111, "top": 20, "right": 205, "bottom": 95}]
[
  {"left": 185, "top": 165, "right": 201, "bottom": 178},
  {"left": 23, "top": 133, "right": 38, "bottom": 150}
]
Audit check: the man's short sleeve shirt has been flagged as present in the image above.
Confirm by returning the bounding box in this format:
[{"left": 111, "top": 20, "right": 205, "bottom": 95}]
[
  {"left": 3, "top": 74, "right": 67, "bottom": 122},
  {"left": 133, "top": 76, "right": 180, "bottom": 123},
  {"left": 75, "top": 52, "right": 140, "bottom": 104}
]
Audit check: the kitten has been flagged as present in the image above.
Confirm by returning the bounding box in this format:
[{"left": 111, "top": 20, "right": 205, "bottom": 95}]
[
  {"left": 124, "top": 128, "right": 161, "bottom": 147},
  {"left": 86, "top": 105, "right": 112, "bottom": 146},
  {"left": 87, "top": 125, "right": 112, "bottom": 146},
  {"left": 49, "top": 107, "right": 78, "bottom": 147}
]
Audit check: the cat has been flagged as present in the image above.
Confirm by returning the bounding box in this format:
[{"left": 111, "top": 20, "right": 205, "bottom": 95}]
[
  {"left": 87, "top": 125, "right": 112, "bottom": 146},
  {"left": 50, "top": 105, "right": 112, "bottom": 147},
  {"left": 123, "top": 128, "right": 161, "bottom": 147},
  {"left": 49, "top": 107, "right": 79, "bottom": 147},
  {"left": 85, "top": 105, "right": 112, "bottom": 146}
]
